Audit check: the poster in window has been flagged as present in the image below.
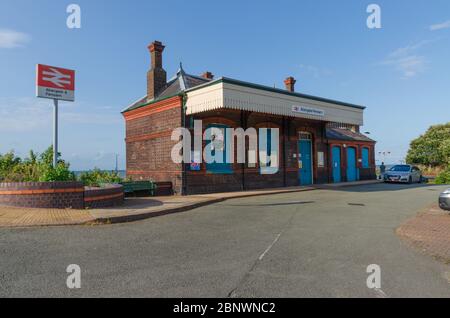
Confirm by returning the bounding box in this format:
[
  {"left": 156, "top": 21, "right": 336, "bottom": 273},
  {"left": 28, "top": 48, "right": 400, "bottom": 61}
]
[
  {"left": 317, "top": 152, "right": 325, "bottom": 167},
  {"left": 190, "top": 151, "right": 201, "bottom": 171}
]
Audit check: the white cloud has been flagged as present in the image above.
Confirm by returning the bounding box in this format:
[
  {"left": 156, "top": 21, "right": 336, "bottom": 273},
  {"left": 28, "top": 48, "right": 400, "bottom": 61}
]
[
  {"left": 381, "top": 40, "right": 433, "bottom": 78},
  {"left": 0, "top": 29, "right": 30, "bottom": 48},
  {"left": 430, "top": 20, "right": 450, "bottom": 31},
  {"left": 387, "top": 40, "right": 432, "bottom": 59},
  {"left": 382, "top": 55, "right": 427, "bottom": 79}
]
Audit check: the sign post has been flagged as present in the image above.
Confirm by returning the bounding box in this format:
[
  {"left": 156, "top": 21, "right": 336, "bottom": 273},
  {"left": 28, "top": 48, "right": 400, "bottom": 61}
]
[
  {"left": 53, "top": 99, "right": 58, "bottom": 167},
  {"left": 36, "top": 64, "right": 75, "bottom": 167}
]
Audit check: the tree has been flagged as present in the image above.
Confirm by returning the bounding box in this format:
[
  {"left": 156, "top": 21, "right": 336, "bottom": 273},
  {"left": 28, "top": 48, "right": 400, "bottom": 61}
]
[{"left": 406, "top": 123, "right": 450, "bottom": 167}]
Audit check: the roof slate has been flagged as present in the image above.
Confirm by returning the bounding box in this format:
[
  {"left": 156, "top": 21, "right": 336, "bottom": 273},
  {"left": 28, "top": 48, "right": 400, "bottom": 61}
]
[
  {"left": 123, "top": 66, "right": 210, "bottom": 113},
  {"left": 326, "top": 128, "right": 375, "bottom": 142},
  {"left": 123, "top": 68, "right": 366, "bottom": 113}
]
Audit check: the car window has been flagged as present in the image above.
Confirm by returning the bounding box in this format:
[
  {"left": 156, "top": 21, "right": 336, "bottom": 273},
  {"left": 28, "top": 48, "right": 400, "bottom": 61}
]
[{"left": 389, "top": 165, "right": 411, "bottom": 172}]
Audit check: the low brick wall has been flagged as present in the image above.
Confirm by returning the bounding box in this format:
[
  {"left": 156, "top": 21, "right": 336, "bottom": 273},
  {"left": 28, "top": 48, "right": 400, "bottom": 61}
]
[
  {"left": 84, "top": 184, "right": 124, "bottom": 209},
  {"left": 0, "top": 182, "right": 124, "bottom": 209},
  {"left": 0, "top": 182, "right": 85, "bottom": 209}
]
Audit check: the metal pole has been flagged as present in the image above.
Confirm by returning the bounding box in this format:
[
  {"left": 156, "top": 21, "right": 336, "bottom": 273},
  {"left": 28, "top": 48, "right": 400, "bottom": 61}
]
[{"left": 53, "top": 99, "right": 58, "bottom": 167}]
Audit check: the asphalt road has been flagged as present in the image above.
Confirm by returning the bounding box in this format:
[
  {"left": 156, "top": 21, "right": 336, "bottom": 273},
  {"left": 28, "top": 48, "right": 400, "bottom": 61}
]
[{"left": 0, "top": 183, "right": 449, "bottom": 298}]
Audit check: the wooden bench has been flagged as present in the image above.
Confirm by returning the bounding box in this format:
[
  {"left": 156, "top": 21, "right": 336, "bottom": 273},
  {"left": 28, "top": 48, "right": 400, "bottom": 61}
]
[
  {"left": 120, "top": 181, "right": 156, "bottom": 197},
  {"left": 154, "top": 182, "right": 173, "bottom": 196}
]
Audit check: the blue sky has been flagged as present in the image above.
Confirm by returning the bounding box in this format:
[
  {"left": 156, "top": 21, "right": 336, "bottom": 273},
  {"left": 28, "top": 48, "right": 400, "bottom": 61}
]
[{"left": 0, "top": 0, "right": 449, "bottom": 169}]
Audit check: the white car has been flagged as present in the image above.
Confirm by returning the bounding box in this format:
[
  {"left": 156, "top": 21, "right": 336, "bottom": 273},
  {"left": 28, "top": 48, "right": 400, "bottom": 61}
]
[
  {"left": 383, "top": 165, "right": 422, "bottom": 184},
  {"left": 439, "top": 188, "right": 450, "bottom": 211}
]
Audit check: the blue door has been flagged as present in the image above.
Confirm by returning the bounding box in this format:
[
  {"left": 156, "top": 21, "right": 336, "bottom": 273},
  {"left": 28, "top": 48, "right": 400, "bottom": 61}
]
[
  {"left": 332, "top": 146, "right": 341, "bottom": 183},
  {"left": 299, "top": 140, "right": 313, "bottom": 185},
  {"left": 346, "top": 147, "right": 357, "bottom": 182},
  {"left": 362, "top": 147, "right": 369, "bottom": 168}
]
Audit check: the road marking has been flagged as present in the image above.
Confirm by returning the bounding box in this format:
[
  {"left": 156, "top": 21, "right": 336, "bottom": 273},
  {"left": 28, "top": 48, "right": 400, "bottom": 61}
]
[{"left": 259, "top": 233, "right": 282, "bottom": 261}]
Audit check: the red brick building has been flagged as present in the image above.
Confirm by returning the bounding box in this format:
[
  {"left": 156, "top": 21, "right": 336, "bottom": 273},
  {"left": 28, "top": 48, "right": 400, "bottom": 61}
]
[{"left": 122, "top": 41, "right": 376, "bottom": 195}]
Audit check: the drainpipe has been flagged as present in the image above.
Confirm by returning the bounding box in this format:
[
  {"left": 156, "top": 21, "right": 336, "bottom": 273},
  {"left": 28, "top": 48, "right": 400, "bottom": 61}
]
[
  {"left": 282, "top": 116, "right": 287, "bottom": 187},
  {"left": 241, "top": 110, "right": 246, "bottom": 191},
  {"left": 181, "top": 93, "right": 188, "bottom": 196},
  {"left": 324, "top": 122, "right": 331, "bottom": 184}
]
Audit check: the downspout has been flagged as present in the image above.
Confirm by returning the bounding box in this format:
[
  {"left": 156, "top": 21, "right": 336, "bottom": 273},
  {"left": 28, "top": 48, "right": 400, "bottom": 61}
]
[
  {"left": 241, "top": 110, "right": 246, "bottom": 191},
  {"left": 324, "top": 122, "right": 331, "bottom": 184},
  {"left": 181, "top": 92, "right": 188, "bottom": 196},
  {"left": 282, "top": 116, "right": 287, "bottom": 187}
]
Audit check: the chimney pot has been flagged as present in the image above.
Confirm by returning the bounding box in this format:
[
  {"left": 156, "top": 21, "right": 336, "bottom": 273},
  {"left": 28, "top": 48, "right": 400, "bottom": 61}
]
[
  {"left": 148, "top": 41, "right": 165, "bottom": 53},
  {"left": 201, "top": 71, "right": 214, "bottom": 80},
  {"left": 284, "top": 76, "right": 296, "bottom": 92}
]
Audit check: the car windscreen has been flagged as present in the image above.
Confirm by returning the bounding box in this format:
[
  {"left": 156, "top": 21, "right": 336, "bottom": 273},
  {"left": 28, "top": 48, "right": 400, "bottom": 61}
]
[{"left": 389, "top": 165, "right": 411, "bottom": 172}]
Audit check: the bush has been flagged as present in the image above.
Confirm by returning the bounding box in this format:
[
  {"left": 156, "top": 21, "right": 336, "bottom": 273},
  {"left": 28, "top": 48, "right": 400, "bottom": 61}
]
[
  {"left": 406, "top": 122, "right": 450, "bottom": 167},
  {"left": 0, "top": 147, "right": 124, "bottom": 186},
  {"left": 78, "top": 169, "right": 123, "bottom": 187},
  {"left": 0, "top": 147, "right": 75, "bottom": 182},
  {"left": 435, "top": 166, "right": 450, "bottom": 185}
]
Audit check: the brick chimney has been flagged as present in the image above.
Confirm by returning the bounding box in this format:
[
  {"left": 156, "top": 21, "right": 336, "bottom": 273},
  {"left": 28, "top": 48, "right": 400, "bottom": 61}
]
[
  {"left": 147, "top": 41, "right": 167, "bottom": 100},
  {"left": 284, "top": 76, "right": 296, "bottom": 92},
  {"left": 201, "top": 71, "right": 214, "bottom": 80}
]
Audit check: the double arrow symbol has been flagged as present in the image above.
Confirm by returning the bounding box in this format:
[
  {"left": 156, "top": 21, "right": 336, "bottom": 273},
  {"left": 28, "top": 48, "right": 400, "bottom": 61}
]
[{"left": 42, "top": 68, "right": 72, "bottom": 88}]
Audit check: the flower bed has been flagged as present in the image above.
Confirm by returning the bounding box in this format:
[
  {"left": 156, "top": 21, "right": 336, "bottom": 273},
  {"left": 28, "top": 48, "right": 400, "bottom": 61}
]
[{"left": 0, "top": 182, "right": 123, "bottom": 209}]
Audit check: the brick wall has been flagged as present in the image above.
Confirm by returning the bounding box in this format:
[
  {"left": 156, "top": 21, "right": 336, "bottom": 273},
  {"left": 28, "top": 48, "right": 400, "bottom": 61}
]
[
  {"left": 123, "top": 103, "right": 375, "bottom": 195},
  {"left": 328, "top": 142, "right": 377, "bottom": 182},
  {"left": 184, "top": 110, "right": 330, "bottom": 194},
  {"left": 124, "top": 96, "right": 183, "bottom": 194},
  {"left": 0, "top": 182, "right": 125, "bottom": 209},
  {"left": 84, "top": 184, "right": 124, "bottom": 209},
  {"left": 0, "top": 182, "right": 85, "bottom": 209}
]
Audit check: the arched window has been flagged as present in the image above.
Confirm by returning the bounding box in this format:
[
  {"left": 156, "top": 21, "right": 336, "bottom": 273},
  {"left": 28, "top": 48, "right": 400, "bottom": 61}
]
[{"left": 259, "top": 128, "right": 279, "bottom": 174}]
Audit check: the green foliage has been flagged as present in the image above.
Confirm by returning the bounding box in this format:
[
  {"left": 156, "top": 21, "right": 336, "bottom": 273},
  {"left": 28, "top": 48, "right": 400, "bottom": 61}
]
[
  {"left": 435, "top": 166, "right": 450, "bottom": 185},
  {"left": 0, "top": 146, "right": 75, "bottom": 182},
  {"left": 0, "top": 152, "right": 21, "bottom": 181},
  {"left": 406, "top": 122, "right": 450, "bottom": 167},
  {"left": 78, "top": 168, "right": 123, "bottom": 187}
]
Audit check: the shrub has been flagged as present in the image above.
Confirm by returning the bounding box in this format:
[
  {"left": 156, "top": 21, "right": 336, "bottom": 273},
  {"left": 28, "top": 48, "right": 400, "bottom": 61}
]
[
  {"left": 78, "top": 169, "right": 123, "bottom": 187},
  {"left": 435, "top": 166, "right": 450, "bottom": 185},
  {"left": 0, "top": 147, "right": 75, "bottom": 182}
]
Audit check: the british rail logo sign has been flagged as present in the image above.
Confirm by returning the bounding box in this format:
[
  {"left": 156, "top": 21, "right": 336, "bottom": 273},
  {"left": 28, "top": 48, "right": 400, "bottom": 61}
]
[{"left": 36, "top": 64, "right": 75, "bottom": 102}]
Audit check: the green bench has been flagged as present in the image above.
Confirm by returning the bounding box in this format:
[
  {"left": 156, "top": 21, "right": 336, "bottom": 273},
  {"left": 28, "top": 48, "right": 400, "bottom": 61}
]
[{"left": 120, "top": 181, "right": 156, "bottom": 196}]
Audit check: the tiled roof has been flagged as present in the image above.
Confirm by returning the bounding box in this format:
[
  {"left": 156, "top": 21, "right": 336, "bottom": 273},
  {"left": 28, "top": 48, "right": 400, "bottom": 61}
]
[
  {"left": 123, "top": 65, "right": 211, "bottom": 113},
  {"left": 326, "top": 128, "right": 375, "bottom": 142}
]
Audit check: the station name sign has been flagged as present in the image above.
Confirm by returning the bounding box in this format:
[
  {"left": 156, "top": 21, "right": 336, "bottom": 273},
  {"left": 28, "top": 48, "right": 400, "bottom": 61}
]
[
  {"left": 36, "top": 64, "right": 75, "bottom": 102},
  {"left": 292, "top": 105, "right": 325, "bottom": 117}
]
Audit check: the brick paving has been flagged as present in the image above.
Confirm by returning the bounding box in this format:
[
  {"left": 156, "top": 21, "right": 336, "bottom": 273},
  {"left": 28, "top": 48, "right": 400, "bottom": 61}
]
[
  {"left": 0, "top": 180, "right": 380, "bottom": 228},
  {"left": 0, "top": 206, "right": 95, "bottom": 227},
  {"left": 397, "top": 204, "right": 450, "bottom": 264}
]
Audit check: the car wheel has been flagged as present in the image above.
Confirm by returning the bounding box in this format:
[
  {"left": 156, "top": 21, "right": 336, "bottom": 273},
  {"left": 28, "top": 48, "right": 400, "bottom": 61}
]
[{"left": 418, "top": 175, "right": 422, "bottom": 183}]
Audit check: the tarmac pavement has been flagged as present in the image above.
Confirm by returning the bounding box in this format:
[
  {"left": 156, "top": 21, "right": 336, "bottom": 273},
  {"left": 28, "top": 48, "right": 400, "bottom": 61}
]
[{"left": 0, "top": 182, "right": 449, "bottom": 297}]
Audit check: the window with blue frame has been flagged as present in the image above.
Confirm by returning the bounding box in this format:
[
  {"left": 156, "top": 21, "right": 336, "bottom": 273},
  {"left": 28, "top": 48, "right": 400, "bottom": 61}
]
[
  {"left": 362, "top": 147, "right": 370, "bottom": 168},
  {"left": 259, "top": 129, "right": 272, "bottom": 168},
  {"left": 259, "top": 128, "right": 279, "bottom": 174},
  {"left": 205, "top": 124, "right": 233, "bottom": 174}
]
